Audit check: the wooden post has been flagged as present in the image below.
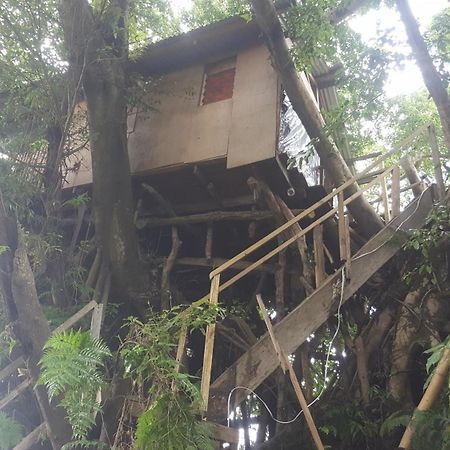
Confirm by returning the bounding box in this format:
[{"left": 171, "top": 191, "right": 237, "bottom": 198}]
[
  {"left": 205, "top": 223, "right": 213, "bottom": 261},
  {"left": 344, "top": 216, "right": 351, "bottom": 279},
  {"left": 428, "top": 124, "right": 445, "bottom": 200},
  {"left": 391, "top": 165, "right": 401, "bottom": 218},
  {"left": 337, "top": 191, "right": 346, "bottom": 264},
  {"left": 172, "top": 326, "right": 188, "bottom": 392},
  {"left": 256, "top": 295, "right": 325, "bottom": 450},
  {"left": 200, "top": 273, "right": 221, "bottom": 412},
  {"left": 400, "top": 155, "right": 425, "bottom": 197},
  {"left": 313, "top": 225, "right": 326, "bottom": 287},
  {"left": 380, "top": 165, "right": 391, "bottom": 223},
  {"left": 399, "top": 348, "right": 450, "bottom": 449},
  {"left": 90, "top": 303, "right": 104, "bottom": 339}
]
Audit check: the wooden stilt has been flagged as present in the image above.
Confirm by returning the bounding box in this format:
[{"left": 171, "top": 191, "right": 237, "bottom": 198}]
[
  {"left": 256, "top": 294, "right": 325, "bottom": 450},
  {"left": 200, "top": 273, "right": 220, "bottom": 412},
  {"left": 391, "top": 166, "right": 401, "bottom": 218},
  {"left": 313, "top": 225, "right": 326, "bottom": 287}
]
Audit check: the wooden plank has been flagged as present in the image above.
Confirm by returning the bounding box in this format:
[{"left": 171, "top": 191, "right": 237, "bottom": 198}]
[
  {"left": 0, "top": 357, "right": 24, "bottom": 383},
  {"left": 256, "top": 295, "right": 325, "bottom": 450},
  {"left": 209, "top": 422, "right": 240, "bottom": 444},
  {"left": 207, "top": 186, "right": 436, "bottom": 421},
  {"left": 13, "top": 423, "right": 47, "bottom": 450},
  {"left": 391, "top": 166, "right": 401, "bottom": 218},
  {"left": 0, "top": 379, "right": 31, "bottom": 410},
  {"left": 313, "top": 225, "right": 326, "bottom": 287},
  {"left": 337, "top": 191, "right": 346, "bottom": 263},
  {"left": 172, "top": 326, "right": 188, "bottom": 392},
  {"left": 52, "top": 300, "right": 97, "bottom": 335},
  {"left": 136, "top": 209, "right": 289, "bottom": 228},
  {"left": 344, "top": 216, "right": 351, "bottom": 279},
  {"left": 380, "top": 165, "right": 391, "bottom": 222},
  {"left": 90, "top": 303, "right": 104, "bottom": 339},
  {"left": 200, "top": 274, "right": 220, "bottom": 412}
]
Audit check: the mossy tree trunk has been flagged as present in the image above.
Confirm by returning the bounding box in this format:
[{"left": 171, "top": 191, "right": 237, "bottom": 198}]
[{"left": 59, "top": 0, "right": 149, "bottom": 310}]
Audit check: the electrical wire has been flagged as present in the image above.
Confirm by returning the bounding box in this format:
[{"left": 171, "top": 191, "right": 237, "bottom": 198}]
[
  {"left": 226, "top": 187, "right": 429, "bottom": 427},
  {"left": 227, "top": 267, "right": 346, "bottom": 426}
]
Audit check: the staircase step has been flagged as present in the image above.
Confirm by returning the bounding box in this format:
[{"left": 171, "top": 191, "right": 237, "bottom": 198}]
[{"left": 207, "top": 185, "right": 436, "bottom": 422}]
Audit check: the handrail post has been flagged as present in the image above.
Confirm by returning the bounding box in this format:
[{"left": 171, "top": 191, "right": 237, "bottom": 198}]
[
  {"left": 200, "top": 273, "right": 221, "bottom": 413},
  {"left": 313, "top": 225, "right": 326, "bottom": 287},
  {"left": 380, "top": 164, "right": 391, "bottom": 223},
  {"left": 338, "top": 191, "right": 351, "bottom": 279},
  {"left": 391, "top": 166, "right": 401, "bottom": 218},
  {"left": 428, "top": 124, "right": 445, "bottom": 200}
]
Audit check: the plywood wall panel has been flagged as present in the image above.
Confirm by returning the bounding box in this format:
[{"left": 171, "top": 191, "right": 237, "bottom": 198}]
[{"left": 227, "top": 46, "right": 279, "bottom": 169}]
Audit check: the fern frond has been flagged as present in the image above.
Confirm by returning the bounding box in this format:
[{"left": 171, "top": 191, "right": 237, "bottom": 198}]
[
  {"left": 39, "top": 330, "right": 111, "bottom": 442},
  {"left": 0, "top": 412, "right": 24, "bottom": 450}
]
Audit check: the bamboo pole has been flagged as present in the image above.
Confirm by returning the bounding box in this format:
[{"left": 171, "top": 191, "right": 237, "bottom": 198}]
[
  {"left": 399, "top": 348, "right": 450, "bottom": 449},
  {"left": 256, "top": 295, "right": 325, "bottom": 450},
  {"left": 200, "top": 274, "right": 220, "bottom": 412}
]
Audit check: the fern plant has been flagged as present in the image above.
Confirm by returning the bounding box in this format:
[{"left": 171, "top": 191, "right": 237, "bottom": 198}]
[
  {"left": 38, "top": 330, "right": 111, "bottom": 444},
  {"left": 0, "top": 412, "right": 24, "bottom": 450}
]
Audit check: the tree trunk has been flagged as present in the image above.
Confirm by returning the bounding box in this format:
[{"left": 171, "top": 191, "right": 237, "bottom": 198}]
[
  {"left": 59, "top": 0, "right": 149, "bottom": 310},
  {"left": 251, "top": 0, "right": 383, "bottom": 238},
  {"left": 397, "top": 0, "right": 450, "bottom": 154},
  {"left": 0, "top": 214, "right": 73, "bottom": 448}
]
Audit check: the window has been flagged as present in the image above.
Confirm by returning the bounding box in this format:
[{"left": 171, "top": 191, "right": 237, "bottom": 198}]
[{"left": 201, "top": 57, "right": 236, "bottom": 105}]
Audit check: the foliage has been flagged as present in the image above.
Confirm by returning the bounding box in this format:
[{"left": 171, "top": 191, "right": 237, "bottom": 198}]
[
  {"left": 403, "top": 205, "right": 450, "bottom": 288},
  {"left": 38, "top": 331, "right": 111, "bottom": 443},
  {"left": 380, "top": 410, "right": 411, "bottom": 437},
  {"left": 182, "top": 0, "right": 250, "bottom": 29},
  {"left": 120, "top": 303, "right": 224, "bottom": 449},
  {"left": 426, "top": 7, "right": 450, "bottom": 82},
  {"left": 409, "top": 407, "right": 450, "bottom": 450},
  {"left": 135, "top": 393, "right": 213, "bottom": 450},
  {"left": 0, "top": 412, "right": 24, "bottom": 450}
]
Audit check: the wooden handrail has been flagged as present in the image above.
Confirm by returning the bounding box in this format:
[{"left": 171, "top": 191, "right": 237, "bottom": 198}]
[
  {"left": 210, "top": 125, "right": 432, "bottom": 281},
  {"left": 213, "top": 167, "right": 393, "bottom": 291}
]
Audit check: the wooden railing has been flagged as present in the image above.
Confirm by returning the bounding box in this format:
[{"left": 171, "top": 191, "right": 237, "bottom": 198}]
[{"left": 199, "top": 123, "right": 446, "bottom": 411}]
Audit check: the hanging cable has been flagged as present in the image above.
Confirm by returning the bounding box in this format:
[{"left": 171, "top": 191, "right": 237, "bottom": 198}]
[{"left": 227, "top": 267, "right": 346, "bottom": 426}]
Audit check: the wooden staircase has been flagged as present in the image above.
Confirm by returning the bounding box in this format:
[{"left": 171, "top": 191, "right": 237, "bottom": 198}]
[
  {"left": 193, "top": 125, "right": 446, "bottom": 428},
  {"left": 207, "top": 184, "right": 436, "bottom": 421}
]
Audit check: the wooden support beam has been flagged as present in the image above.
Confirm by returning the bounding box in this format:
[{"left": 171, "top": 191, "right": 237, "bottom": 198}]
[
  {"left": 200, "top": 274, "right": 220, "bottom": 412},
  {"left": 136, "top": 209, "right": 290, "bottom": 229},
  {"left": 391, "top": 166, "right": 401, "bottom": 218},
  {"left": 0, "top": 379, "right": 31, "bottom": 410},
  {"left": 209, "top": 422, "right": 240, "bottom": 444},
  {"left": 173, "top": 256, "right": 282, "bottom": 274},
  {"left": 256, "top": 295, "right": 325, "bottom": 450},
  {"left": 207, "top": 187, "right": 435, "bottom": 422},
  {"left": 380, "top": 166, "right": 391, "bottom": 223},
  {"left": 0, "top": 357, "right": 24, "bottom": 382},
  {"left": 400, "top": 156, "right": 425, "bottom": 197},
  {"left": 205, "top": 224, "right": 213, "bottom": 260},
  {"left": 90, "top": 303, "right": 104, "bottom": 339},
  {"left": 313, "top": 225, "right": 326, "bottom": 287},
  {"left": 52, "top": 300, "right": 97, "bottom": 335},
  {"left": 13, "top": 423, "right": 47, "bottom": 450}
]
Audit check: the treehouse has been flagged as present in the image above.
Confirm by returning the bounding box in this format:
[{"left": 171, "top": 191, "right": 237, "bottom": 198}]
[{"left": 64, "top": 16, "right": 328, "bottom": 207}]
